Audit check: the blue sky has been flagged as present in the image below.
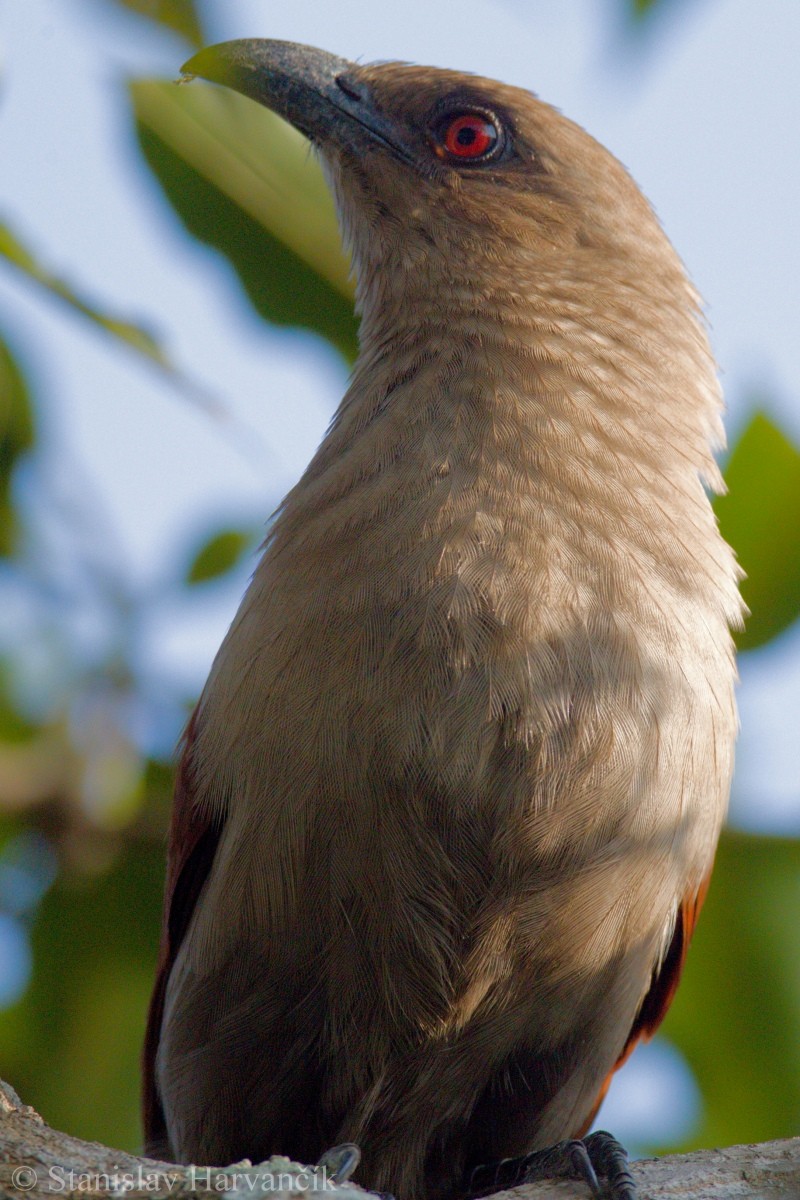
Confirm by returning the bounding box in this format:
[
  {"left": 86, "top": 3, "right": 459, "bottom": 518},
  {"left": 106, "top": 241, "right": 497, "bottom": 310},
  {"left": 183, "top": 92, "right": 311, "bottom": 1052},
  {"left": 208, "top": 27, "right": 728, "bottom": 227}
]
[{"left": 1, "top": 0, "right": 799, "bottom": 1145}]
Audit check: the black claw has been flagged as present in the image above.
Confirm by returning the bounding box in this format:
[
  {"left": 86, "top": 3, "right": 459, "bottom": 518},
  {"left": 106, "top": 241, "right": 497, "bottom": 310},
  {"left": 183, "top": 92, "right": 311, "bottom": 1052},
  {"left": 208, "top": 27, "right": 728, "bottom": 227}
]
[
  {"left": 315, "top": 1142, "right": 361, "bottom": 1184},
  {"left": 466, "top": 1130, "right": 636, "bottom": 1200},
  {"left": 584, "top": 1132, "right": 637, "bottom": 1200},
  {"left": 564, "top": 1140, "right": 602, "bottom": 1197}
]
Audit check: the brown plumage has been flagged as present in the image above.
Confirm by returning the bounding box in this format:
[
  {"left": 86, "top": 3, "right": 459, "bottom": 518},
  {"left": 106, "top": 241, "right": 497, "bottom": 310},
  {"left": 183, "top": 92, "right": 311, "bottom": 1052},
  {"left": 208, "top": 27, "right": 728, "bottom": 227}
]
[{"left": 143, "top": 40, "right": 742, "bottom": 1200}]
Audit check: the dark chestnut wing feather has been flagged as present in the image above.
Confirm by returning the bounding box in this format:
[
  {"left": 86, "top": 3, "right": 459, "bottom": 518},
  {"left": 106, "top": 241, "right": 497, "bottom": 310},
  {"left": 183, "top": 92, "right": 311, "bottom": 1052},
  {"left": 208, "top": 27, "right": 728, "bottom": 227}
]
[
  {"left": 142, "top": 711, "right": 222, "bottom": 1154},
  {"left": 578, "top": 873, "right": 712, "bottom": 1136}
]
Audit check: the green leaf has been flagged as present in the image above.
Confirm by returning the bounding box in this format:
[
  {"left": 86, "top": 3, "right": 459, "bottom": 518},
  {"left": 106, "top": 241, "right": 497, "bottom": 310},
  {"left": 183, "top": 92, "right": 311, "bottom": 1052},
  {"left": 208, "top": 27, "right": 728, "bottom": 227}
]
[
  {"left": 660, "top": 829, "right": 800, "bottom": 1150},
  {"left": 715, "top": 411, "right": 800, "bottom": 650},
  {"left": 0, "top": 331, "right": 35, "bottom": 556},
  {"left": 102, "top": 0, "right": 204, "bottom": 47},
  {"left": 131, "top": 79, "right": 358, "bottom": 361},
  {"left": 0, "top": 219, "right": 220, "bottom": 412},
  {"left": 186, "top": 527, "right": 254, "bottom": 585}
]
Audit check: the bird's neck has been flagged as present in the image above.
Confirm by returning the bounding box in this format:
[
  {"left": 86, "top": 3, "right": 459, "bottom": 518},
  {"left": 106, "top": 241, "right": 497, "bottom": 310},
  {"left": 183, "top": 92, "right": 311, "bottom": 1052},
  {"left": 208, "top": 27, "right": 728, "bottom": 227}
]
[
  {"left": 196, "top": 261, "right": 740, "bottom": 811},
  {"left": 268, "top": 261, "right": 732, "bottom": 625}
]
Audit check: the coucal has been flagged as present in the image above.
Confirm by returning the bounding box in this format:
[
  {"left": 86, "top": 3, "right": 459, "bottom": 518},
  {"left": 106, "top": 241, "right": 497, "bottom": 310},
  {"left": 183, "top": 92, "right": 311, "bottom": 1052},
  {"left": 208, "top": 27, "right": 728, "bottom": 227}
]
[{"left": 143, "top": 39, "right": 742, "bottom": 1200}]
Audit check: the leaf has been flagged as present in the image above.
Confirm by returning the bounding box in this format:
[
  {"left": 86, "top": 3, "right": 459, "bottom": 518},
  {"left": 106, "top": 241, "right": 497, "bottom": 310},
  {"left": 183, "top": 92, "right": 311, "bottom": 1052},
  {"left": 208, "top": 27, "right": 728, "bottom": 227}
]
[
  {"left": 715, "top": 411, "right": 800, "bottom": 650},
  {"left": 0, "top": 220, "right": 220, "bottom": 413},
  {"left": 102, "top": 0, "right": 204, "bottom": 47},
  {"left": 131, "top": 79, "right": 358, "bottom": 361},
  {"left": 660, "top": 829, "right": 800, "bottom": 1149},
  {"left": 185, "top": 528, "right": 254, "bottom": 585},
  {"left": 0, "top": 331, "right": 35, "bottom": 556}
]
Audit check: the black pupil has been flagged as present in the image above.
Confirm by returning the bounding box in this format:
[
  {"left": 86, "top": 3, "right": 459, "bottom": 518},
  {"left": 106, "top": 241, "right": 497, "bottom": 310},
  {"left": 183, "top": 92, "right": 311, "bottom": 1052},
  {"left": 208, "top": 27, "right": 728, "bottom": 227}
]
[{"left": 457, "top": 125, "right": 478, "bottom": 146}]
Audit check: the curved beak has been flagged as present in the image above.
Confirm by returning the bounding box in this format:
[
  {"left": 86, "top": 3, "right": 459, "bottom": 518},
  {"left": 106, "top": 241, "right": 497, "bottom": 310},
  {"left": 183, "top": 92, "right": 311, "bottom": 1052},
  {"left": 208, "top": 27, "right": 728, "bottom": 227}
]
[{"left": 180, "top": 38, "right": 413, "bottom": 164}]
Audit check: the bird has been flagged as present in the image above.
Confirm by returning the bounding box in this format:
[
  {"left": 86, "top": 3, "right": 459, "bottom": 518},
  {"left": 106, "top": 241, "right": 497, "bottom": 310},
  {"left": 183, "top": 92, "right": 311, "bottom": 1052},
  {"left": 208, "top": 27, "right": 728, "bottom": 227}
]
[{"left": 142, "top": 38, "right": 742, "bottom": 1200}]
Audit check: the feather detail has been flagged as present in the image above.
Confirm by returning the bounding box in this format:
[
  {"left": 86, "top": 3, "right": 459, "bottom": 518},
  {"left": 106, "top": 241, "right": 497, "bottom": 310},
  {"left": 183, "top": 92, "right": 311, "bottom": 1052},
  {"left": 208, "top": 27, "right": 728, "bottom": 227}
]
[
  {"left": 145, "top": 46, "right": 741, "bottom": 1200},
  {"left": 577, "top": 872, "right": 713, "bottom": 1137},
  {"left": 142, "top": 709, "right": 222, "bottom": 1154}
]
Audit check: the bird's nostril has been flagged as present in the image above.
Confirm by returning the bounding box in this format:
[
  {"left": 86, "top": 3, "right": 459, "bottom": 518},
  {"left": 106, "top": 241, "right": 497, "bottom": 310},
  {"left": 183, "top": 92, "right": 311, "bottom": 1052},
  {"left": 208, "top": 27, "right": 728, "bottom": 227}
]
[{"left": 336, "top": 74, "right": 365, "bottom": 102}]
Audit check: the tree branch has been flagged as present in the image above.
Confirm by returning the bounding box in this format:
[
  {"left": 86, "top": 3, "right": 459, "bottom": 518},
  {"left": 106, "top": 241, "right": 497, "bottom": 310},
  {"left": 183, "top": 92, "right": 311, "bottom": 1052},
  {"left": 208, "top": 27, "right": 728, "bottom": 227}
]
[{"left": 0, "top": 1080, "right": 797, "bottom": 1200}]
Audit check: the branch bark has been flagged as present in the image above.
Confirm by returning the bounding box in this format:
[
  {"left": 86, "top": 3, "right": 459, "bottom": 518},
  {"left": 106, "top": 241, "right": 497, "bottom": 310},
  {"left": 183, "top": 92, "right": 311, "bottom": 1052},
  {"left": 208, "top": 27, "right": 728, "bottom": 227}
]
[{"left": 1, "top": 1080, "right": 797, "bottom": 1200}]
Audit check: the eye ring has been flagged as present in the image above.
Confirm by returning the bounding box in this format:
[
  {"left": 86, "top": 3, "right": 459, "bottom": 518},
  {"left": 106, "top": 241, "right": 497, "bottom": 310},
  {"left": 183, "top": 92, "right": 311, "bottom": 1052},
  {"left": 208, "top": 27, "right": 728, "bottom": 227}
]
[{"left": 432, "top": 109, "right": 506, "bottom": 164}]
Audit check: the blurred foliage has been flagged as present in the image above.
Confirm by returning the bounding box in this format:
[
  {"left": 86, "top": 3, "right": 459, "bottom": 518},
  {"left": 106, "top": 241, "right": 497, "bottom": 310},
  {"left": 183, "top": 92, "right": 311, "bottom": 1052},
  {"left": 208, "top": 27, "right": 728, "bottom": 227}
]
[
  {"left": 628, "top": 0, "right": 678, "bottom": 18},
  {"left": 132, "top": 80, "right": 358, "bottom": 360},
  {"left": 663, "top": 831, "right": 800, "bottom": 1147},
  {"left": 0, "top": 0, "right": 798, "bottom": 1168},
  {"left": 104, "top": 0, "right": 205, "bottom": 47},
  {"left": 0, "top": 331, "right": 35, "bottom": 557},
  {"left": 185, "top": 527, "right": 256, "bottom": 585},
  {"left": 716, "top": 411, "right": 800, "bottom": 650},
  {"left": 0, "top": 221, "right": 219, "bottom": 411},
  {"left": 0, "top": 820, "right": 167, "bottom": 1151}
]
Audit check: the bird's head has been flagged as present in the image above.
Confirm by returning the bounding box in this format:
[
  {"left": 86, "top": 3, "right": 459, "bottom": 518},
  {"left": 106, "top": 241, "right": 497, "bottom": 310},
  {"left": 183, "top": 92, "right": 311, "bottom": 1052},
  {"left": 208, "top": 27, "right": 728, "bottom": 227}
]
[
  {"left": 181, "top": 40, "right": 674, "bottom": 305},
  {"left": 178, "top": 40, "right": 736, "bottom": 636}
]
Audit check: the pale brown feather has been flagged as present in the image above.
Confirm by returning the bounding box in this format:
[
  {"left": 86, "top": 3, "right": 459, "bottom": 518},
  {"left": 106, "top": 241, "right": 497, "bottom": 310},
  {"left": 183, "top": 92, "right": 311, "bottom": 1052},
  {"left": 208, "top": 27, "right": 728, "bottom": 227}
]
[{"left": 146, "top": 55, "right": 741, "bottom": 1200}]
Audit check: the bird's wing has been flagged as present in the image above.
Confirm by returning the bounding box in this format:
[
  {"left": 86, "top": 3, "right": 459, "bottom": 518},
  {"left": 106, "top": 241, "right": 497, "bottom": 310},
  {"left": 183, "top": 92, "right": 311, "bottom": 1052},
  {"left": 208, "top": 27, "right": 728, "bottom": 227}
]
[
  {"left": 142, "top": 709, "right": 222, "bottom": 1153},
  {"left": 579, "top": 874, "right": 712, "bottom": 1134}
]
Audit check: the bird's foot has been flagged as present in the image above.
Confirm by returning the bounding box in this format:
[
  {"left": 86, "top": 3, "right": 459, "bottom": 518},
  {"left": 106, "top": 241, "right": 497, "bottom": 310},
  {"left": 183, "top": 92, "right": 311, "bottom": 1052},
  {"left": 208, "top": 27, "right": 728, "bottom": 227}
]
[
  {"left": 316, "top": 1143, "right": 362, "bottom": 1184},
  {"left": 467, "top": 1130, "right": 636, "bottom": 1199}
]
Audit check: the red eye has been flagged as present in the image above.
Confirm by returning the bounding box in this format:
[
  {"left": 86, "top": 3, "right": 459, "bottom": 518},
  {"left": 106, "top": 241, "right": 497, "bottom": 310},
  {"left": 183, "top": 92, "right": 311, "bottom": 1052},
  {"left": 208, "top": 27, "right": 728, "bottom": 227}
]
[{"left": 439, "top": 112, "right": 500, "bottom": 161}]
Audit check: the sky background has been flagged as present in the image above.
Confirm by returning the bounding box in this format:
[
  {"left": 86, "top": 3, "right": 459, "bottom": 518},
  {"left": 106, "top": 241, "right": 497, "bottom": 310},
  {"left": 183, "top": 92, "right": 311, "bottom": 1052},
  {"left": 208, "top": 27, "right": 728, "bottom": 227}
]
[{"left": 0, "top": 0, "right": 798, "bottom": 1149}]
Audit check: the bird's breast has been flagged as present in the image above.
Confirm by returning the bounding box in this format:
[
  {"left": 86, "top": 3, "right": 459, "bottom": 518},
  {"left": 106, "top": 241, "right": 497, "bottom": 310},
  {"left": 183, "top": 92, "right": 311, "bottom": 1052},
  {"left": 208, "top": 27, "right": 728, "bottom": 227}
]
[{"left": 196, "top": 335, "right": 736, "bottom": 841}]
